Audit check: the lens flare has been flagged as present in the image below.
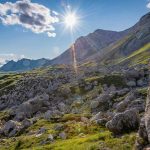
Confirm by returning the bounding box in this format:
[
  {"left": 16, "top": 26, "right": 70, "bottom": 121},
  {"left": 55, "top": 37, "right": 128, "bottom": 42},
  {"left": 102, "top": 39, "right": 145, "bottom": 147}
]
[
  {"left": 71, "top": 44, "right": 77, "bottom": 74},
  {"left": 62, "top": 9, "right": 80, "bottom": 74}
]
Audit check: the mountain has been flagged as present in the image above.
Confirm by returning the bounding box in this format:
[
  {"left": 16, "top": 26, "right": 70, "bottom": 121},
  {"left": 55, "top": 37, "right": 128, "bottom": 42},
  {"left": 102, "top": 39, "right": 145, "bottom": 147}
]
[
  {"left": 0, "top": 58, "right": 50, "bottom": 72},
  {"left": 51, "top": 12, "right": 150, "bottom": 66},
  {"left": 1, "top": 12, "right": 150, "bottom": 72},
  {"left": 93, "top": 12, "right": 150, "bottom": 66},
  {"left": 51, "top": 29, "right": 128, "bottom": 64}
]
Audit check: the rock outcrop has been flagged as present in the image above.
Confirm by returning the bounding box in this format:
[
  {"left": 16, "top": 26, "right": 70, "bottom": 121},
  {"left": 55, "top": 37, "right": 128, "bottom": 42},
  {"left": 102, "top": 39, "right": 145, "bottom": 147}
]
[
  {"left": 106, "top": 109, "right": 140, "bottom": 135},
  {"left": 137, "top": 88, "right": 150, "bottom": 149}
]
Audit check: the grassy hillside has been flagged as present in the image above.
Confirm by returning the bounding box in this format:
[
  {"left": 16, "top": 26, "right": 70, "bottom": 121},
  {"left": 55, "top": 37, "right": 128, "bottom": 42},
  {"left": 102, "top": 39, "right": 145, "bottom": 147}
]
[
  {"left": 0, "top": 116, "right": 136, "bottom": 150},
  {"left": 116, "top": 43, "right": 150, "bottom": 66}
]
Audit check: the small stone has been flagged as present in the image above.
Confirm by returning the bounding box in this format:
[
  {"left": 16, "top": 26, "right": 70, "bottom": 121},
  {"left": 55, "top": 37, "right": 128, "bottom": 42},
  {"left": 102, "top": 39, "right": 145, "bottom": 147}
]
[
  {"left": 126, "top": 81, "right": 136, "bottom": 87},
  {"left": 47, "top": 134, "right": 54, "bottom": 141},
  {"left": 59, "top": 132, "right": 67, "bottom": 140},
  {"left": 90, "top": 101, "right": 99, "bottom": 109},
  {"left": 78, "top": 133, "right": 86, "bottom": 138},
  {"left": 96, "top": 118, "right": 108, "bottom": 126}
]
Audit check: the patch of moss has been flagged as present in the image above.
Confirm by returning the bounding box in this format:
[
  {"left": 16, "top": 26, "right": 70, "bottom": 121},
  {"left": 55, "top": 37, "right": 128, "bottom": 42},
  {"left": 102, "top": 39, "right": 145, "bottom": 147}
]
[
  {"left": 137, "top": 87, "right": 148, "bottom": 98},
  {"left": 115, "top": 43, "right": 150, "bottom": 66},
  {"left": 25, "top": 119, "right": 54, "bottom": 133},
  {"left": 61, "top": 114, "right": 91, "bottom": 122},
  {"left": 0, "top": 117, "right": 137, "bottom": 150},
  {"left": 85, "top": 74, "right": 126, "bottom": 88},
  {"left": 0, "top": 110, "right": 11, "bottom": 121},
  {"left": 0, "top": 73, "right": 23, "bottom": 95}
]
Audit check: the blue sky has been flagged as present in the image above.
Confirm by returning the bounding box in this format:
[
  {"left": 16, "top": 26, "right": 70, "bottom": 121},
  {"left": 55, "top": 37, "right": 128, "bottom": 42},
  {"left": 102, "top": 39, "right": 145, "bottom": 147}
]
[{"left": 0, "top": 0, "right": 149, "bottom": 65}]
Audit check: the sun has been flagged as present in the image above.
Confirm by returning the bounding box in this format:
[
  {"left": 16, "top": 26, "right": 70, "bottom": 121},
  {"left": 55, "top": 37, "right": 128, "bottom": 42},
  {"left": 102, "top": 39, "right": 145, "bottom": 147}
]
[{"left": 64, "top": 13, "right": 77, "bottom": 29}]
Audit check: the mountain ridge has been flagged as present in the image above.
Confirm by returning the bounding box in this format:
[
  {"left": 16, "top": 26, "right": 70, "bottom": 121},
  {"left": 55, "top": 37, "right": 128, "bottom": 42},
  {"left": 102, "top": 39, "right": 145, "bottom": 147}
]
[
  {"left": 1, "top": 12, "right": 150, "bottom": 72},
  {"left": 0, "top": 58, "right": 50, "bottom": 72}
]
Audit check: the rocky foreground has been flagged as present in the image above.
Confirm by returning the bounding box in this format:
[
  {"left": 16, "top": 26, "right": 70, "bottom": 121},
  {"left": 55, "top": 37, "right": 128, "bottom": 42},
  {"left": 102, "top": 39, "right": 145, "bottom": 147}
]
[{"left": 0, "top": 63, "right": 149, "bottom": 149}]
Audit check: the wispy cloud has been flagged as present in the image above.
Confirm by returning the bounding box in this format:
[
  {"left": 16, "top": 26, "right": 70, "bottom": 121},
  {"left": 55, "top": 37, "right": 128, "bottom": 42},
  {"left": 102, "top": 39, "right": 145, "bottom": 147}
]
[
  {"left": 0, "top": 54, "right": 25, "bottom": 66},
  {"left": 0, "top": 0, "right": 59, "bottom": 37}
]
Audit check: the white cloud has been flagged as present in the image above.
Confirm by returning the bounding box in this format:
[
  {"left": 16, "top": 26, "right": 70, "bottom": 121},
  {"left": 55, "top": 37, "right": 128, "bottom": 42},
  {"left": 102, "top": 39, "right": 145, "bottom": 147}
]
[
  {"left": 47, "top": 32, "right": 56, "bottom": 37},
  {"left": 0, "top": 54, "right": 25, "bottom": 66},
  {"left": 0, "top": 0, "right": 59, "bottom": 37},
  {"left": 147, "top": 1, "right": 150, "bottom": 8}
]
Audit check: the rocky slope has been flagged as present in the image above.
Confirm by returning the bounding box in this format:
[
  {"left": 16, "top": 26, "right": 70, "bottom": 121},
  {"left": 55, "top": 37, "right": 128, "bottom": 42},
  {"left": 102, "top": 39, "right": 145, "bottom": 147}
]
[{"left": 0, "top": 62, "right": 149, "bottom": 149}]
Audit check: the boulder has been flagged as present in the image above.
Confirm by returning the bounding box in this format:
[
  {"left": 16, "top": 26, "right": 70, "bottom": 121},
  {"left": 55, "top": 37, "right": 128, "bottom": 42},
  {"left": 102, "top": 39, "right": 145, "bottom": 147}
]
[
  {"left": 90, "top": 111, "right": 114, "bottom": 122},
  {"left": 84, "top": 84, "right": 93, "bottom": 91},
  {"left": 2, "top": 120, "right": 22, "bottom": 137},
  {"left": 22, "top": 119, "right": 32, "bottom": 128},
  {"left": 116, "top": 92, "right": 136, "bottom": 112},
  {"left": 81, "top": 117, "right": 89, "bottom": 123},
  {"left": 126, "top": 81, "right": 136, "bottom": 87},
  {"left": 125, "top": 69, "right": 139, "bottom": 79},
  {"left": 136, "top": 118, "right": 148, "bottom": 149},
  {"left": 96, "top": 118, "right": 108, "bottom": 126},
  {"left": 14, "top": 94, "right": 50, "bottom": 121},
  {"left": 54, "top": 124, "right": 64, "bottom": 131},
  {"left": 47, "top": 134, "right": 54, "bottom": 141},
  {"left": 116, "top": 100, "right": 129, "bottom": 113},
  {"left": 59, "top": 132, "right": 67, "bottom": 140},
  {"left": 128, "top": 98, "right": 145, "bottom": 113},
  {"left": 38, "top": 127, "right": 47, "bottom": 134},
  {"left": 106, "top": 109, "right": 140, "bottom": 134},
  {"left": 90, "top": 112, "right": 104, "bottom": 122},
  {"left": 91, "top": 94, "right": 112, "bottom": 112},
  {"left": 116, "top": 88, "right": 129, "bottom": 96},
  {"left": 58, "top": 102, "right": 68, "bottom": 113},
  {"left": 90, "top": 100, "right": 99, "bottom": 109},
  {"left": 144, "top": 88, "right": 150, "bottom": 143},
  {"left": 137, "top": 79, "right": 145, "bottom": 87},
  {"left": 44, "top": 110, "right": 63, "bottom": 121}
]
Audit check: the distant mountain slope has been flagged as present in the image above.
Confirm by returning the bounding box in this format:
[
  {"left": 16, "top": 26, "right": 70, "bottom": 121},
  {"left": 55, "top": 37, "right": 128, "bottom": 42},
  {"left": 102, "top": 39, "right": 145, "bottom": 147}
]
[
  {"left": 52, "top": 12, "right": 150, "bottom": 66},
  {"left": 0, "top": 58, "right": 50, "bottom": 72}
]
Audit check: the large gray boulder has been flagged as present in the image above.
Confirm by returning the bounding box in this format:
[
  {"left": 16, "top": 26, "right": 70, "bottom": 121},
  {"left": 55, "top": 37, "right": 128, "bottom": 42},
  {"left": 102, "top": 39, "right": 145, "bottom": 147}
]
[
  {"left": 58, "top": 102, "right": 69, "bottom": 113},
  {"left": 91, "top": 94, "right": 112, "bottom": 112},
  {"left": 125, "top": 69, "right": 139, "bottom": 79},
  {"left": 136, "top": 88, "right": 150, "bottom": 149},
  {"left": 116, "top": 92, "right": 136, "bottom": 112},
  {"left": 106, "top": 109, "right": 140, "bottom": 134},
  {"left": 144, "top": 88, "right": 150, "bottom": 143},
  {"left": 90, "top": 111, "right": 114, "bottom": 125},
  {"left": 136, "top": 118, "right": 148, "bottom": 149},
  {"left": 137, "top": 79, "right": 145, "bottom": 87},
  {"left": 14, "top": 94, "right": 50, "bottom": 120},
  {"left": 116, "top": 88, "right": 129, "bottom": 96},
  {"left": 128, "top": 98, "right": 145, "bottom": 113},
  {"left": 1, "top": 120, "right": 22, "bottom": 137},
  {"left": 90, "top": 100, "right": 99, "bottom": 109},
  {"left": 44, "top": 110, "right": 63, "bottom": 121},
  {"left": 126, "top": 81, "right": 136, "bottom": 87}
]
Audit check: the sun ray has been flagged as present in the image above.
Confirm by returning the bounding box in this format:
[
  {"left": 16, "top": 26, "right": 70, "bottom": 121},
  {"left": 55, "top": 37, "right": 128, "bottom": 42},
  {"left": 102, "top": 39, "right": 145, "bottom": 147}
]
[{"left": 71, "top": 44, "right": 78, "bottom": 74}]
